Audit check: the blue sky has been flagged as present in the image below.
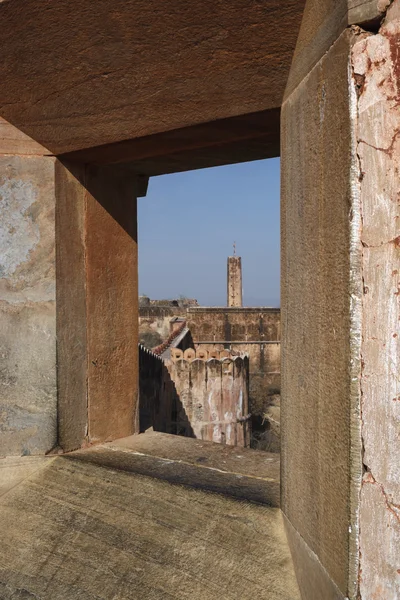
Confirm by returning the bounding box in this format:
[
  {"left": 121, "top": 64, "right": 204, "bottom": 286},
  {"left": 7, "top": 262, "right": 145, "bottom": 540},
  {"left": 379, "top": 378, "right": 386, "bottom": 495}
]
[{"left": 138, "top": 158, "right": 280, "bottom": 307}]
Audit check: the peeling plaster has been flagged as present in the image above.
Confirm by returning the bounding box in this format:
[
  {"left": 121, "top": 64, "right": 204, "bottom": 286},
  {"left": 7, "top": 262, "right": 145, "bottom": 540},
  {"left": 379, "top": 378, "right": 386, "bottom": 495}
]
[
  {"left": 363, "top": 471, "right": 400, "bottom": 526},
  {"left": 352, "top": 6, "right": 400, "bottom": 597},
  {"left": 348, "top": 39, "right": 367, "bottom": 599}
]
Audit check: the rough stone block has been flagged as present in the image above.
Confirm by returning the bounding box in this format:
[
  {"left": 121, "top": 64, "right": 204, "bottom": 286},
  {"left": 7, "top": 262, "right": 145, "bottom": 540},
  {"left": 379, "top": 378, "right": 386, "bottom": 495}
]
[
  {"left": 284, "top": 0, "right": 348, "bottom": 99},
  {"left": 352, "top": 12, "right": 400, "bottom": 596},
  {"left": 281, "top": 29, "right": 361, "bottom": 597},
  {"left": 348, "top": 0, "right": 392, "bottom": 25},
  {"left": 0, "top": 155, "right": 56, "bottom": 456},
  {"left": 56, "top": 162, "right": 139, "bottom": 450}
]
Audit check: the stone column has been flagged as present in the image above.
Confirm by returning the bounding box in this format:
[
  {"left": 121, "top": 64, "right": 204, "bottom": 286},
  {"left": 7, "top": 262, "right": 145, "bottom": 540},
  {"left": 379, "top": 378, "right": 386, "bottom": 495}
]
[
  {"left": 0, "top": 120, "right": 57, "bottom": 456},
  {"left": 352, "top": 7, "right": 400, "bottom": 598},
  {"left": 56, "top": 162, "right": 139, "bottom": 452},
  {"left": 227, "top": 256, "right": 243, "bottom": 307},
  {"left": 281, "top": 2, "right": 400, "bottom": 599},
  {"left": 0, "top": 121, "right": 139, "bottom": 455}
]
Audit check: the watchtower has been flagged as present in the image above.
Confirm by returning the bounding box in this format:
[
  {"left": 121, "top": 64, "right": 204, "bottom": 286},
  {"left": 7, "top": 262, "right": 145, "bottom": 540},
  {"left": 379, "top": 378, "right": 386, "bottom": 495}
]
[{"left": 227, "top": 244, "right": 243, "bottom": 307}]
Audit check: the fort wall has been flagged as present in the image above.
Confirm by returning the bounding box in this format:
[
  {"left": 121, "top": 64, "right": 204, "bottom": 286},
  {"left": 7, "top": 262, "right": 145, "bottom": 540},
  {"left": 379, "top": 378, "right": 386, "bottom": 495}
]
[
  {"left": 139, "top": 304, "right": 280, "bottom": 449},
  {"left": 139, "top": 344, "right": 175, "bottom": 434},
  {"left": 138, "top": 344, "right": 250, "bottom": 447},
  {"left": 187, "top": 307, "right": 281, "bottom": 418},
  {"left": 168, "top": 350, "right": 250, "bottom": 446},
  {"left": 139, "top": 306, "right": 183, "bottom": 348}
]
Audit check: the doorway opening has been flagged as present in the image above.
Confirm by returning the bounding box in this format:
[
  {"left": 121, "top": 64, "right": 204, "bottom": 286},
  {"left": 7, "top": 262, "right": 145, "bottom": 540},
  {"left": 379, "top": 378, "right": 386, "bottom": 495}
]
[{"left": 138, "top": 158, "right": 281, "bottom": 453}]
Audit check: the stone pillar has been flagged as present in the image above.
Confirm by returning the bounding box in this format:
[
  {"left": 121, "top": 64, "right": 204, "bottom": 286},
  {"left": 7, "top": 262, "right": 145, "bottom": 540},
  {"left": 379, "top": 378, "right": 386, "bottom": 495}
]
[
  {"left": 0, "top": 120, "right": 57, "bottom": 456},
  {"left": 56, "top": 162, "right": 139, "bottom": 452},
  {"left": 0, "top": 121, "right": 139, "bottom": 455},
  {"left": 352, "top": 7, "right": 400, "bottom": 598},
  {"left": 281, "top": 2, "right": 400, "bottom": 599},
  {"left": 227, "top": 256, "right": 243, "bottom": 307}
]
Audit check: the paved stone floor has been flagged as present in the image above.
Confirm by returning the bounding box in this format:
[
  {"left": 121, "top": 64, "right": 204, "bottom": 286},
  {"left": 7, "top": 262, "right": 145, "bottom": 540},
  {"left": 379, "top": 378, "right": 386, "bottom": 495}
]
[{"left": 0, "top": 433, "right": 300, "bottom": 599}]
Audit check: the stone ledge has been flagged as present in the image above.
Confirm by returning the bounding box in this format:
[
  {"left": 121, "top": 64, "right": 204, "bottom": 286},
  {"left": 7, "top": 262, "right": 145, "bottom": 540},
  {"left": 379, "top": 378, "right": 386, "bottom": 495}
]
[
  {"left": 71, "top": 432, "right": 280, "bottom": 507},
  {"left": 0, "top": 446, "right": 299, "bottom": 600}
]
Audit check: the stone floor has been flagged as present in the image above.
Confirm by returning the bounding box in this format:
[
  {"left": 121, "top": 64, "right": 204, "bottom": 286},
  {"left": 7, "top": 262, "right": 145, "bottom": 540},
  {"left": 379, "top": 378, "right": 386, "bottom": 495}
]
[{"left": 0, "top": 433, "right": 300, "bottom": 600}]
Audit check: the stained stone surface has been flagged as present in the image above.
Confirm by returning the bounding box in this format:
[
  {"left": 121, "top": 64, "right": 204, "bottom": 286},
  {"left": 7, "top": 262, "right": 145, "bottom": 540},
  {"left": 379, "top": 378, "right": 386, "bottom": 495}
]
[
  {"left": 0, "top": 439, "right": 300, "bottom": 600},
  {"left": 0, "top": 155, "right": 57, "bottom": 457},
  {"left": 56, "top": 162, "right": 139, "bottom": 452},
  {"left": 352, "top": 7, "right": 400, "bottom": 598},
  {"left": 281, "top": 29, "right": 361, "bottom": 599},
  {"left": 72, "top": 431, "right": 281, "bottom": 506},
  {"left": 0, "top": 0, "right": 304, "bottom": 155}
]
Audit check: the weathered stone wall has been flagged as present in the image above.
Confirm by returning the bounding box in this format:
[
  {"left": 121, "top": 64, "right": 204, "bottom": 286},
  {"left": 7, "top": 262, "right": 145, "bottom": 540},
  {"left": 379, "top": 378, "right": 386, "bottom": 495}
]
[
  {"left": 167, "top": 350, "right": 250, "bottom": 447},
  {"left": 193, "top": 342, "right": 280, "bottom": 412},
  {"left": 0, "top": 124, "right": 140, "bottom": 456},
  {"left": 281, "top": 2, "right": 400, "bottom": 597},
  {"left": 139, "top": 345, "right": 250, "bottom": 446},
  {"left": 282, "top": 28, "right": 360, "bottom": 599},
  {"left": 187, "top": 307, "right": 280, "bottom": 342},
  {"left": 187, "top": 307, "right": 281, "bottom": 419},
  {"left": 352, "top": 6, "right": 400, "bottom": 598},
  {"left": 0, "top": 125, "right": 57, "bottom": 456},
  {"left": 56, "top": 163, "right": 139, "bottom": 451},
  {"left": 139, "top": 306, "right": 184, "bottom": 348},
  {"left": 140, "top": 306, "right": 280, "bottom": 449},
  {"left": 138, "top": 344, "right": 179, "bottom": 434}
]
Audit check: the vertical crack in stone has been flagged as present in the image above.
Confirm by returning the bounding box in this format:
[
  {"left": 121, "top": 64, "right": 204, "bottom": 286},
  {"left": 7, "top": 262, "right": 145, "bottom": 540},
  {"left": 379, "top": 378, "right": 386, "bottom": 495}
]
[
  {"left": 363, "top": 471, "right": 400, "bottom": 525},
  {"left": 352, "top": 30, "right": 370, "bottom": 600},
  {"left": 348, "top": 30, "right": 367, "bottom": 599},
  {"left": 352, "top": 6, "right": 400, "bottom": 596}
]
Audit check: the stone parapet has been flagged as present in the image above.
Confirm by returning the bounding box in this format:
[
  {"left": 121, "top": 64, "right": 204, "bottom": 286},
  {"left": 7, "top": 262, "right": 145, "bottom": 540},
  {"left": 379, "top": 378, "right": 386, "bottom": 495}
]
[{"left": 167, "top": 353, "right": 250, "bottom": 447}]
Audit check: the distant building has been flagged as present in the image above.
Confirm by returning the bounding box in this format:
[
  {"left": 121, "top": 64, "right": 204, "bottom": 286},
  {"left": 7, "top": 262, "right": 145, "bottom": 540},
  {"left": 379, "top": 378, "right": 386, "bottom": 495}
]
[{"left": 138, "top": 254, "right": 281, "bottom": 451}]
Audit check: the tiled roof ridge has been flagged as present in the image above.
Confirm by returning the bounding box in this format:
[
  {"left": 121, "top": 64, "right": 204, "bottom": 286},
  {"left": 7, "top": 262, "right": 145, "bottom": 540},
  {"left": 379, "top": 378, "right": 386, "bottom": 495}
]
[{"left": 152, "top": 320, "right": 187, "bottom": 356}]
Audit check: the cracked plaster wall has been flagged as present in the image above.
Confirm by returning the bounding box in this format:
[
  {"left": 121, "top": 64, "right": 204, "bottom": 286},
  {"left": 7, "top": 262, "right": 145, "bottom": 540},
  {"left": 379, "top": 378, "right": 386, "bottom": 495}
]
[
  {"left": 282, "top": 3, "right": 399, "bottom": 597},
  {"left": 352, "top": 3, "right": 400, "bottom": 597}
]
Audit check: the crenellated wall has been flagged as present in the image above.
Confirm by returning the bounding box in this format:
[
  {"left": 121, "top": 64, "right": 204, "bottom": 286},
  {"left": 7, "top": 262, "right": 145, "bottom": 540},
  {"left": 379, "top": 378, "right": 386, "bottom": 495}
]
[
  {"left": 139, "top": 345, "right": 250, "bottom": 447},
  {"left": 139, "top": 306, "right": 280, "bottom": 416},
  {"left": 187, "top": 307, "right": 280, "bottom": 449},
  {"left": 138, "top": 344, "right": 195, "bottom": 437},
  {"left": 167, "top": 349, "right": 250, "bottom": 447},
  {"left": 139, "top": 304, "right": 280, "bottom": 450}
]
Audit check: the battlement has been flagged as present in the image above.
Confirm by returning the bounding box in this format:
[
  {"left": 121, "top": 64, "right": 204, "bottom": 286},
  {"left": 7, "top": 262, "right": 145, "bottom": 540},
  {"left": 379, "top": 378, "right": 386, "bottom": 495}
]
[
  {"left": 170, "top": 347, "right": 246, "bottom": 362},
  {"left": 166, "top": 352, "right": 250, "bottom": 446}
]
